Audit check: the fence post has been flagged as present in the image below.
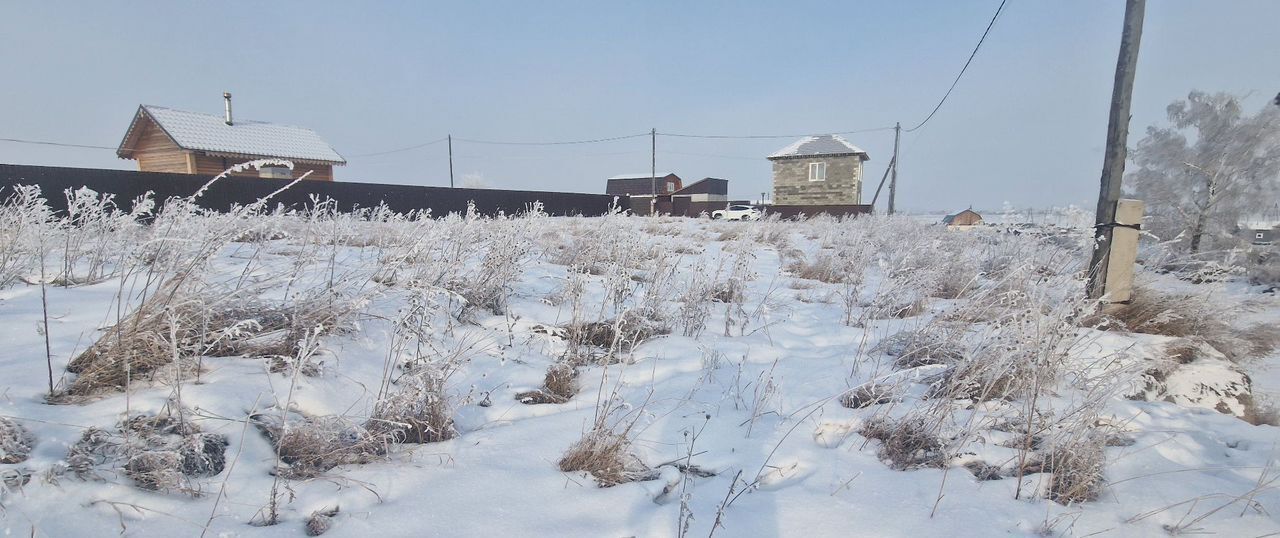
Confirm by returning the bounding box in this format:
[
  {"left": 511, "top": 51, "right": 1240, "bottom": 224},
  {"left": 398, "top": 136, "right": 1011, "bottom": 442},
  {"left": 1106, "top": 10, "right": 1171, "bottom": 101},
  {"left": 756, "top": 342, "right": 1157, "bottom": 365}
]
[{"left": 1100, "top": 198, "right": 1144, "bottom": 304}]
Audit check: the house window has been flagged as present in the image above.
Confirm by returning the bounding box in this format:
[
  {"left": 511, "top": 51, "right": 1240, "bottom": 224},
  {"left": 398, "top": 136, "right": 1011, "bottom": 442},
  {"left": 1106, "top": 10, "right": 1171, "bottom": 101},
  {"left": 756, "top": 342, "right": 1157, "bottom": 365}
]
[
  {"left": 808, "top": 162, "right": 827, "bottom": 182},
  {"left": 667, "top": 181, "right": 676, "bottom": 193},
  {"left": 260, "top": 166, "right": 292, "bottom": 179}
]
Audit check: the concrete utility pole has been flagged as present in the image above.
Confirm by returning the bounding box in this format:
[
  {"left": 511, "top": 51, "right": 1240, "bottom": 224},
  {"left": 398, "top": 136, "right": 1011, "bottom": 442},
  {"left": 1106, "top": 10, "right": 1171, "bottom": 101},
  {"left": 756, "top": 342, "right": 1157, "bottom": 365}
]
[
  {"left": 888, "top": 122, "right": 901, "bottom": 215},
  {"left": 1087, "top": 0, "right": 1146, "bottom": 300},
  {"left": 447, "top": 134, "right": 454, "bottom": 188},
  {"left": 650, "top": 128, "right": 657, "bottom": 216}
]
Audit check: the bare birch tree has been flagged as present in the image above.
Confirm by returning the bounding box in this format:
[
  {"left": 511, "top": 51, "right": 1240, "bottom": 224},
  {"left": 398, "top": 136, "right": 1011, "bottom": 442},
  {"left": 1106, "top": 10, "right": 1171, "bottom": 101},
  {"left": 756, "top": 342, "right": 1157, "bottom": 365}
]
[{"left": 1127, "top": 91, "right": 1280, "bottom": 253}]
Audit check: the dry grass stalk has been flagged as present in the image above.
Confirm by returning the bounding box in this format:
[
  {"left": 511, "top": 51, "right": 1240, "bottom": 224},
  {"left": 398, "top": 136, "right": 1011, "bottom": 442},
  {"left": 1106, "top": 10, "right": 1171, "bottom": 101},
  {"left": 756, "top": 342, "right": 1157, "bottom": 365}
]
[
  {"left": 1090, "top": 285, "right": 1278, "bottom": 362},
  {"left": 557, "top": 426, "right": 647, "bottom": 487},
  {"left": 56, "top": 284, "right": 356, "bottom": 401}
]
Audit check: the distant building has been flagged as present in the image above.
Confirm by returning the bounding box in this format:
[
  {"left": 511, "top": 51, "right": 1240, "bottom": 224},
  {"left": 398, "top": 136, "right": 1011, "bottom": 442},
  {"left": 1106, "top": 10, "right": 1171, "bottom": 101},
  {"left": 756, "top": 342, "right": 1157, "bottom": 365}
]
[
  {"left": 670, "top": 177, "right": 729, "bottom": 216},
  {"left": 117, "top": 94, "right": 346, "bottom": 181},
  {"left": 606, "top": 172, "right": 682, "bottom": 196},
  {"left": 942, "top": 209, "right": 984, "bottom": 230},
  {"left": 606, "top": 172, "right": 682, "bottom": 215},
  {"left": 1239, "top": 208, "right": 1280, "bottom": 245},
  {"left": 767, "top": 135, "right": 869, "bottom": 206}
]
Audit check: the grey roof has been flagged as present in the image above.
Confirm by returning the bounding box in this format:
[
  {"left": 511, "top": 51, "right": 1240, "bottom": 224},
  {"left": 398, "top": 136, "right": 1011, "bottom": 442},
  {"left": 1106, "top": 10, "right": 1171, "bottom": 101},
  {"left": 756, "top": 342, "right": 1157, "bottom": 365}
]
[
  {"left": 119, "top": 105, "right": 346, "bottom": 164},
  {"left": 768, "top": 134, "right": 869, "bottom": 160}
]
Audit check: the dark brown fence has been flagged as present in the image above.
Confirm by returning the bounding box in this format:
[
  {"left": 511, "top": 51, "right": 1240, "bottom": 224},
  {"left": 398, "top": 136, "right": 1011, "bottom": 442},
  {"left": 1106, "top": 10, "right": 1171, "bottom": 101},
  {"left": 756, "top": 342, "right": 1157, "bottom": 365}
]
[
  {"left": 0, "top": 164, "right": 627, "bottom": 217},
  {"left": 765, "top": 204, "right": 873, "bottom": 219}
]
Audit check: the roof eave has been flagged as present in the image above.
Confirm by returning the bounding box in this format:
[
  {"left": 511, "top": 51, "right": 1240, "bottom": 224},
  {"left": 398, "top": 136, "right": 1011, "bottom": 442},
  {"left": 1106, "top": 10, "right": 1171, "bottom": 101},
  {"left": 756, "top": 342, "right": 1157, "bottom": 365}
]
[
  {"left": 197, "top": 150, "right": 346, "bottom": 166},
  {"left": 767, "top": 152, "right": 870, "bottom": 161},
  {"left": 115, "top": 106, "right": 151, "bottom": 160}
]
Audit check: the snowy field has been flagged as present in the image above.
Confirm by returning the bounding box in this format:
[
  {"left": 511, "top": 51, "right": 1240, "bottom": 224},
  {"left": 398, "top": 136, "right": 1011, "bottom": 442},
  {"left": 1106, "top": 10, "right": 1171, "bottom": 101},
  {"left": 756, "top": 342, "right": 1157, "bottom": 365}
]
[{"left": 0, "top": 188, "right": 1277, "bottom": 537}]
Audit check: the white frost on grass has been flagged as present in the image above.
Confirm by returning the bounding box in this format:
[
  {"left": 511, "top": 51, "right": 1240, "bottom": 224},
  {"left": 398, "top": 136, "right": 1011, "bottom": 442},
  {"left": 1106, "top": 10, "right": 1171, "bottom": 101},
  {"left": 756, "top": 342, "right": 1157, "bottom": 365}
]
[{"left": 0, "top": 197, "right": 1275, "bottom": 537}]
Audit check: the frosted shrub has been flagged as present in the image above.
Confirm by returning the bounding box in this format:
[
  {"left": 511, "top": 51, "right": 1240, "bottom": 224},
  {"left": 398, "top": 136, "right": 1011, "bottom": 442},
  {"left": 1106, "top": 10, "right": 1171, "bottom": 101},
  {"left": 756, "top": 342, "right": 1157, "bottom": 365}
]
[
  {"left": 454, "top": 215, "right": 532, "bottom": 318},
  {"left": 931, "top": 284, "right": 1085, "bottom": 402},
  {"left": 675, "top": 262, "right": 714, "bottom": 338},
  {"left": 369, "top": 366, "right": 457, "bottom": 443},
  {"left": 56, "top": 188, "right": 151, "bottom": 285},
  {"left": 0, "top": 185, "right": 50, "bottom": 289}
]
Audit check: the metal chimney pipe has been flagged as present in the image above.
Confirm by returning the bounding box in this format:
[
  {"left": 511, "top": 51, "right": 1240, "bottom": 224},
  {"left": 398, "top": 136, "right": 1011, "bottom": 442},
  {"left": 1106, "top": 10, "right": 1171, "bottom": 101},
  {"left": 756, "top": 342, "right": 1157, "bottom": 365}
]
[{"left": 223, "top": 92, "right": 233, "bottom": 125}]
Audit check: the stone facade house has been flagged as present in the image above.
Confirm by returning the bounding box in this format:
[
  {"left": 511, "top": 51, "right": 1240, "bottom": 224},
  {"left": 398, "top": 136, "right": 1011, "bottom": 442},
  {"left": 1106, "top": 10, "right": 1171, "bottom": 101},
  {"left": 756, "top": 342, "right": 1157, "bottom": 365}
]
[{"left": 767, "top": 135, "right": 869, "bottom": 206}]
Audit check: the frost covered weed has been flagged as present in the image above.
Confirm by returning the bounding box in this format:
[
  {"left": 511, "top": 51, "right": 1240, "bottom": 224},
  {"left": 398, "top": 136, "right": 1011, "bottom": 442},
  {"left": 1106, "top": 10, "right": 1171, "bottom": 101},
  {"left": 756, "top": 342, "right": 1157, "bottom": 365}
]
[
  {"left": 874, "top": 324, "right": 965, "bottom": 369},
  {"left": 859, "top": 414, "right": 948, "bottom": 470},
  {"left": 57, "top": 188, "right": 151, "bottom": 286},
  {"left": 0, "top": 417, "right": 35, "bottom": 464},
  {"left": 452, "top": 213, "right": 536, "bottom": 319},
  {"left": 0, "top": 185, "right": 51, "bottom": 289},
  {"left": 930, "top": 283, "right": 1086, "bottom": 402},
  {"left": 369, "top": 366, "right": 457, "bottom": 443},
  {"left": 253, "top": 411, "right": 388, "bottom": 479},
  {"left": 565, "top": 310, "right": 668, "bottom": 364},
  {"left": 1040, "top": 434, "right": 1107, "bottom": 505},
  {"left": 67, "top": 409, "right": 228, "bottom": 496}
]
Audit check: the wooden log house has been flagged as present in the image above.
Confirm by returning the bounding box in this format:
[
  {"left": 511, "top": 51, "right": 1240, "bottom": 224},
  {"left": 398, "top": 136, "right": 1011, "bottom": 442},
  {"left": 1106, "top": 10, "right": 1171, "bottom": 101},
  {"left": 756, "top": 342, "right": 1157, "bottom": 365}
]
[{"left": 116, "top": 94, "right": 345, "bottom": 180}]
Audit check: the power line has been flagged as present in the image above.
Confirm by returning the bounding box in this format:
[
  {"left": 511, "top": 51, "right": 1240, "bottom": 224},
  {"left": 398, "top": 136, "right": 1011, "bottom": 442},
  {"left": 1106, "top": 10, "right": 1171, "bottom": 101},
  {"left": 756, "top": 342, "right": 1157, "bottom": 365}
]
[
  {"left": 451, "top": 133, "right": 650, "bottom": 146},
  {"left": 658, "top": 126, "right": 895, "bottom": 139},
  {"left": 347, "top": 137, "right": 449, "bottom": 158},
  {"left": 904, "top": 0, "right": 1009, "bottom": 133},
  {"left": 659, "top": 150, "right": 760, "bottom": 161},
  {"left": 0, "top": 137, "right": 116, "bottom": 150}
]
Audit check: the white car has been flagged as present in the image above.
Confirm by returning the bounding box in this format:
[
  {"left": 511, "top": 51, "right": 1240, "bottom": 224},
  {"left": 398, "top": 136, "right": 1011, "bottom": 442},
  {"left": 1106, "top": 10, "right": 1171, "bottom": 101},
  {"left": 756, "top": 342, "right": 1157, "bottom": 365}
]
[{"left": 711, "top": 205, "right": 761, "bottom": 221}]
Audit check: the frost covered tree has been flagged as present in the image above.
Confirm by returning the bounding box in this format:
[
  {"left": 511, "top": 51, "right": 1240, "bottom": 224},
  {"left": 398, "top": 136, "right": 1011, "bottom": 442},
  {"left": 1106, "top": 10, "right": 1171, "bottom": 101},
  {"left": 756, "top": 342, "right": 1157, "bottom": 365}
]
[{"left": 1127, "top": 91, "right": 1280, "bottom": 253}]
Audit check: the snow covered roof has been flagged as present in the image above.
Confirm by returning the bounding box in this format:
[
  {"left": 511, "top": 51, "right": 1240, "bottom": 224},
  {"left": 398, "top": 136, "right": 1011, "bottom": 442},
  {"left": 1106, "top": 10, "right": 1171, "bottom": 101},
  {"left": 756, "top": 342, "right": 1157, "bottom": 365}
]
[
  {"left": 1240, "top": 207, "right": 1280, "bottom": 230},
  {"left": 118, "top": 105, "right": 346, "bottom": 164},
  {"left": 768, "top": 134, "right": 869, "bottom": 160},
  {"left": 608, "top": 172, "right": 677, "bottom": 180},
  {"left": 1240, "top": 218, "right": 1280, "bottom": 230}
]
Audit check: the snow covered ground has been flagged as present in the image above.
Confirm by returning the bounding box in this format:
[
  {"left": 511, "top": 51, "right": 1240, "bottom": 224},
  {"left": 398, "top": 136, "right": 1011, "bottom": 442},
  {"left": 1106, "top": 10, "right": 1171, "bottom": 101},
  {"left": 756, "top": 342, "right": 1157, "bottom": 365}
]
[{"left": 0, "top": 193, "right": 1277, "bottom": 537}]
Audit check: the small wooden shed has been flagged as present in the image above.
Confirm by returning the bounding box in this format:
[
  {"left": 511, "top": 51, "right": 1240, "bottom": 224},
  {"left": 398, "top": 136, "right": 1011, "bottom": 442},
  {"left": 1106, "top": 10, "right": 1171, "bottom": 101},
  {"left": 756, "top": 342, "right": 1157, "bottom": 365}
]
[
  {"left": 116, "top": 95, "right": 346, "bottom": 181},
  {"left": 942, "top": 209, "right": 983, "bottom": 229}
]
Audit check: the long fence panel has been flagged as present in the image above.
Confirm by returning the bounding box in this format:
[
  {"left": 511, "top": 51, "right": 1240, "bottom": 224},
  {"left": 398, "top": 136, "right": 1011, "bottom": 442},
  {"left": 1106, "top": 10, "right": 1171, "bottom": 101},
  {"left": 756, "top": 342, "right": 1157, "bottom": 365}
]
[{"left": 0, "top": 164, "right": 627, "bottom": 216}]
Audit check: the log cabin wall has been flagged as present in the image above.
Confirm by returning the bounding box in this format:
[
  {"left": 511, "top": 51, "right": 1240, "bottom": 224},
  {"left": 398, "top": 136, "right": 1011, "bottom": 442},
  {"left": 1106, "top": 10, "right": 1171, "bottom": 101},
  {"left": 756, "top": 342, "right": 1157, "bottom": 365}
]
[
  {"left": 189, "top": 154, "right": 333, "bottom": 181},
  {"left": 131, "top": 122, "right": 190, "bottom": 174}
]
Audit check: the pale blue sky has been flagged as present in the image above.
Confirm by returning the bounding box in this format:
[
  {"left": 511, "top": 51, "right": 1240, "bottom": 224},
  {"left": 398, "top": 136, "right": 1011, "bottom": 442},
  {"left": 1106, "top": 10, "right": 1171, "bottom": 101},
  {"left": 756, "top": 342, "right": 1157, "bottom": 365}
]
[{"left": 2, "top": 1, "right": 1277, "bottom": 212}]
